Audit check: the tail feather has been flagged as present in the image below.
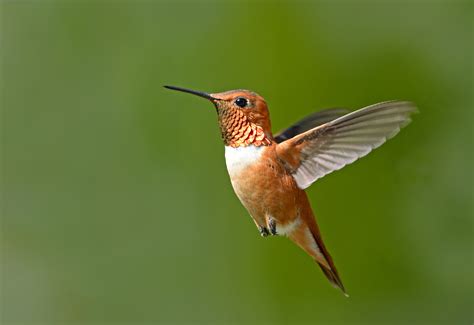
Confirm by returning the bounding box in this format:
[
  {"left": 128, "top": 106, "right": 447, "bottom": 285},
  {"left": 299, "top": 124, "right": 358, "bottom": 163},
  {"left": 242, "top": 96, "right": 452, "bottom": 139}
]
[
  {"left": 310, "top": 228, "right": 348, "bottom": 296},
  {"left": 318, "top": 262, "right": 348, "bottom": 296},
  {"left": 286, "top": 194, "right": 348, "bottom": 296},
  {"left": 288, "top": 218, "right": 348, "bottom": 296}
]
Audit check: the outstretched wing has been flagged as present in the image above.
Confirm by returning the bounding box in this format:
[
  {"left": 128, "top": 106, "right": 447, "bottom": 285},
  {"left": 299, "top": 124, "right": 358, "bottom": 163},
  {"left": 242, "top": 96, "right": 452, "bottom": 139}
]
[
  {"left": 274, "top": 108, "right": 349, "bottom": 143},
  {"left": 276, "top": 101, "right": 417, "bottom": 189}
]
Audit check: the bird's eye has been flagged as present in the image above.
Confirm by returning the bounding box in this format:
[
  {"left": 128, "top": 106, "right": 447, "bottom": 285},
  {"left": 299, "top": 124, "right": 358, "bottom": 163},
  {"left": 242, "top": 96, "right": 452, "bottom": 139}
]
[{"left": 234, "top": 97, "right": 248, "bottom": 108}]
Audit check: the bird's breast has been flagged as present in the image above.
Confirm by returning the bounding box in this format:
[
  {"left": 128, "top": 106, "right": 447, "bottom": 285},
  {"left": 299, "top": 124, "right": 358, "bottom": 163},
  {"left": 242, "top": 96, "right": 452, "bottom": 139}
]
[
  {"left": 225, "top": 145, "right": 276, "bottom": 215},
  {"left": 224, "top": 145, "right": 295, "bottom": 193},
  {"left": 224, "top": 145, "right": 265, "bottom": 178},
  {"left": 224, "top": 145, "right": 300, "bottom": 221}
]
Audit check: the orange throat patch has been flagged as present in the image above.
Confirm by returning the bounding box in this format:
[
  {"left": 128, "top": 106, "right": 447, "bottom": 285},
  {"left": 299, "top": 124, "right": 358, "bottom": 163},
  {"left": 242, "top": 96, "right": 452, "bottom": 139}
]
[{"left": 218, "top": 109, "right": 272, "bottom": 148}]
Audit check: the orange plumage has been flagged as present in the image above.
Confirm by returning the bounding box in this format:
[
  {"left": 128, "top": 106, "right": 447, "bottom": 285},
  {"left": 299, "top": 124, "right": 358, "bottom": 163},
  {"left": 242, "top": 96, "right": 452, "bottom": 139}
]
[{"left": 165, "top": 85, "right": 416, "bottom": 295}]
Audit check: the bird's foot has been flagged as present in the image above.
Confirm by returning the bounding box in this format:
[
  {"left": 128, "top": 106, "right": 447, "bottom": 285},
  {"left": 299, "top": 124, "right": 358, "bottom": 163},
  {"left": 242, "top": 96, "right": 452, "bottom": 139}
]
[
  {"left": 268, "top": 218, "right": 277, "bottom": 235},
  {"left": 259, "top": 226, "right": 270, "bottom": 237}
]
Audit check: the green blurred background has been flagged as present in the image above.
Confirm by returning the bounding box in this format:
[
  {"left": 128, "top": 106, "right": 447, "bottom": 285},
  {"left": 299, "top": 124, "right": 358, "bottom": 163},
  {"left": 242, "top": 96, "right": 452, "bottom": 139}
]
[{"left": 1, "top": 1, "right": 472, "bottom": 324}]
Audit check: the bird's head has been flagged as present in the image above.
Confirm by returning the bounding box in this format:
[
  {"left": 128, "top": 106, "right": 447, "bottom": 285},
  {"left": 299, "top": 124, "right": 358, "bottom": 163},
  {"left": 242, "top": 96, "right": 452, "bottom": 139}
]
[{"left": 165, "top": 86, "right": 273, "bottom": 147}]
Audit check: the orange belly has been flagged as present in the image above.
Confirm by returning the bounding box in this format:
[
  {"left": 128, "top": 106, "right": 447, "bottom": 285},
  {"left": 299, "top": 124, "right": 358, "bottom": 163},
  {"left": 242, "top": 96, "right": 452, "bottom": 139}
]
[{"left": 225, "top": 144, "right": 303, "bottom": 230}]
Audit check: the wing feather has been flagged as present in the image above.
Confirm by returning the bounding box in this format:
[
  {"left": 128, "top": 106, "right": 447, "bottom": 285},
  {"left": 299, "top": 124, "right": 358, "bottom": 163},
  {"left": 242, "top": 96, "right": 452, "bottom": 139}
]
[
  {"left": 274, "top": 108, "right": 349, "bottom": 143},
  {"left": 276, "top": 101, "right": 417, "bottom": 189}
]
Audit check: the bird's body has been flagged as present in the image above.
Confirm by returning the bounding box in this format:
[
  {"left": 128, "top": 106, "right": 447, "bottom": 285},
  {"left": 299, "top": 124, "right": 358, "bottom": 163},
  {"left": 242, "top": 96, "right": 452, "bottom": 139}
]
[
  {"left": 165, "top": 85, "right": 416, "bottom": 295},
  {"left": 225, "top": 144, "right": 297, "bottom": 234},
  {"left": 225, "top": 143, "right": 345, "bottom": 291}
]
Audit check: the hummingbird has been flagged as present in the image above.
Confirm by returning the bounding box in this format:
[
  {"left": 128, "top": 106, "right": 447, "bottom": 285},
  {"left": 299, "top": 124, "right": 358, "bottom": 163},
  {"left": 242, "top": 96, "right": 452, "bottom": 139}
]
[{"left": 165, "top": 85, "right": 416, "bottom": 295}]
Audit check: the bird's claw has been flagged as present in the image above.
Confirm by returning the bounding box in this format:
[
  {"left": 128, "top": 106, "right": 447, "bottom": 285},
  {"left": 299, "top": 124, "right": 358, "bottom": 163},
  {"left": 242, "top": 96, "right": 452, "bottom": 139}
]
[
  {"left": 259, "top": 226, "right": 270, "bottom": 237},
  {"left": 268, "top": 218, "right": 277, "bottom": 235}
]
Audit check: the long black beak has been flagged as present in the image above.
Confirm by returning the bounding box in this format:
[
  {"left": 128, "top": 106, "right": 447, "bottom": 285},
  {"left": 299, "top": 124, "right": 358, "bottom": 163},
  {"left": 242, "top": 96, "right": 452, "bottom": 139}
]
[{"left": 164, "top": 85, "right": 220, "bottom": 101}]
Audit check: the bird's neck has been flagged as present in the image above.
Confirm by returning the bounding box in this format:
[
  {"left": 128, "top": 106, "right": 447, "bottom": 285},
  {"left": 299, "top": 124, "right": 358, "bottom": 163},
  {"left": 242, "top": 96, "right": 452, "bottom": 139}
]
[{"left": 218, "top": 109, "right": 272, "bottom": 148}]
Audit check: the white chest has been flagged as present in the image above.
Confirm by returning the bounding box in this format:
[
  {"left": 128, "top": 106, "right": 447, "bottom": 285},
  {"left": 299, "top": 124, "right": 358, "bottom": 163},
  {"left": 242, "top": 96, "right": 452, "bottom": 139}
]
[{"left": 224, "top": 145, "right": 264, "bottom": 178}]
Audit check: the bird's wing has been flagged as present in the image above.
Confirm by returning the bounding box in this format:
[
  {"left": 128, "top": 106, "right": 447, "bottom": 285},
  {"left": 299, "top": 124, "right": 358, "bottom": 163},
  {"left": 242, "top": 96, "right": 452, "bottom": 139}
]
[
  {"left": 276, "top": 101, "right": 417, "bottom": 189},
  {"left": 274, "top": 108, "right": 349, "bottom": 143}
]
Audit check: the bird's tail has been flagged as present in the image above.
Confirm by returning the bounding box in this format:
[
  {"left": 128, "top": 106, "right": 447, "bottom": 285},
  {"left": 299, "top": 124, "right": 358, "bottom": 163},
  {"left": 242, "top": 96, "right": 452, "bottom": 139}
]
[
  {"left": 310, "top": 229, "right": 348, "bottom": 296},
  {"left": 288, "top": 210, "right": 347, "bottom": 296}
]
